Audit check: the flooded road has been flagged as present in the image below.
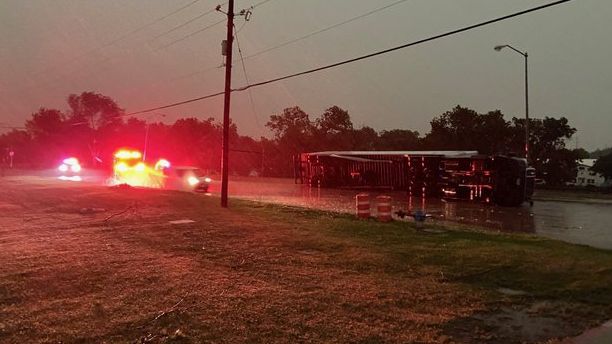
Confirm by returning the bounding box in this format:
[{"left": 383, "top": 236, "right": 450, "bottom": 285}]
[
  {"left": 221, "top": 177, "right": 612, "bottom": 250},
  {"left": 13, "top": 170, "right": 610, "bottom": 250}
]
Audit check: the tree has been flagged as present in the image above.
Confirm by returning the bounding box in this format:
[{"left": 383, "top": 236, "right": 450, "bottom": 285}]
[
  {"left": 24, "top": 108, "right": 68, "bottom": 165},
  {"left": 169, "top": 117, "right": 221, "bottom": 170},
  {"left": 267, "top": 107, "right": 314, "bottom": 140},
  {"left": 376, "top": 129, "right": 420, "bottom": 150},
  {"left": 592, "top": 152, "right": 612, "bottom": 180},
  {"left": 511, "top": 116, "right": 576, "bottom": 184},
  {"left": 0, "top": 130, "right": 34, "bottom": 166},
  {"left": 66, "top": 92, "right": 125, "bottom": 166},
  {"left": 266, "top": 106, "right": 316, "bottom": 176},
  {"left": 423, "top": 106, "right": 510, "bottom": 154},
  {"left": 352, "top": 126, "right": 379, "bottom": 151},
  {"left": 542, "top": 148, "right": 579, "bottom": 186},
  {"left": 67, "top": 92, "right": 123, "bottom": 130},
  {"left": 591, "top": 147, "right": 612, "bottom": 159},
  {"left": 315, "top": 106, "right": 354, "bottom": 150},
  {"left": 25, "top": 108, "right": 66, "bottom": 141},
  {"left": 572, "top": 148, "right": 590, "bottom": 160}
]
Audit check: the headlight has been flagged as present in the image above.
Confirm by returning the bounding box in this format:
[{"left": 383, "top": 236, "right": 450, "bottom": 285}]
[
  {"left": 135, "top": 162, "right": 146, "bottom": 172},
  {"left": 187, "top": 176, "right": 199, "bottom": 186},
  {"left": 204, "top": 177, "right": 212, "bottom": 183},
  {"left": 58, "top": 164, "right": 68, "bottom": 172},
  {"left": 70, "top": 164, "right": 81, "bottom": 173},
  {"left": 115, "top": 162, "right": 128, "bottom": 173},
  {"left": 63, "top": 157, "right": 78, "bottom": 165}
]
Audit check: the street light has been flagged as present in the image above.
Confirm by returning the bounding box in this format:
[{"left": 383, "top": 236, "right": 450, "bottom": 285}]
[{"left": 495, "top": 44, "right": 529, "bottom": 162}]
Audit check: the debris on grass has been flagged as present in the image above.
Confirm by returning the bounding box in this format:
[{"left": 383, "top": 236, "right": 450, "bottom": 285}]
[
  {"left": 497, "top": 287, "right": 529, "bottom": 296},
  {"left": 168, "top": 219, "right": 196, "bottom": 225},
  {"left": 79, "top": 207, "right": 107, "bottom": 214}
]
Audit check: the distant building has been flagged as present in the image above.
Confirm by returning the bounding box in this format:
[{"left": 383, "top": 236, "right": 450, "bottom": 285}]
[{"left": 573, "top": 159, "right": 608, "bottom": 187}]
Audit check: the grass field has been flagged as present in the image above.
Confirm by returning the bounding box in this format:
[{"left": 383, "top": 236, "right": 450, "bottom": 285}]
[{"left": 0, "top": 177, "right": 611, "bottom": 343}]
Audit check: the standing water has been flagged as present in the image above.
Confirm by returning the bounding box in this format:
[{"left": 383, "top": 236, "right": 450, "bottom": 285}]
[{"left": 223, "top": 177, "right": 612, "bottom": 250}]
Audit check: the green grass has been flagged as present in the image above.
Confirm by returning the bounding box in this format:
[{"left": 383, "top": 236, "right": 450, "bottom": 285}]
[
  {"left": 1, "top": 178, "right": 611, "bottom": 343},
  {"left": 236, "top": 199, "right": 612, "bottom": 307}
]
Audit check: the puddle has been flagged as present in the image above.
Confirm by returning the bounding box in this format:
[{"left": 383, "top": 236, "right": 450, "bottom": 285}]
[{"left": 221, "top": 178, "right": 612, "bottom": 250}]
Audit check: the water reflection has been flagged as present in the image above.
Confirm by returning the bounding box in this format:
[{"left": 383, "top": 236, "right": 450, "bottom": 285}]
[{"left": 225, "top": 178, "right": 612, "bottom": 250}]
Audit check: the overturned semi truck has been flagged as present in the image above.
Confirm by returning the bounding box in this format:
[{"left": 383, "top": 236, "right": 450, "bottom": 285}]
[{"left": 295, "top": 151, "right": 535, "bottom": 206}]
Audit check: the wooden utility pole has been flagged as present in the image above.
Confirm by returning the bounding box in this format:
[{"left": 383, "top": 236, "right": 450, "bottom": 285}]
[{"left": 221, "top": 0, "right": 234, "bottom": 208}]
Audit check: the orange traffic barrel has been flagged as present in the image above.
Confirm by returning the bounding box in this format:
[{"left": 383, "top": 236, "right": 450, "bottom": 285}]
[
  {"left": 355, "top": 193, "right": 370, "bottom": 219},
  {"left": 376, "top": 195, "right": 392, "bottom": 222}
]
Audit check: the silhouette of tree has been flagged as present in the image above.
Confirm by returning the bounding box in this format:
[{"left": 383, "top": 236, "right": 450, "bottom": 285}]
[
  {"left": 376, "top": 129, "right": 420, "bottom": 150},
  {"left": 592, "top": 152, "right": 612, "bottom": 180}
]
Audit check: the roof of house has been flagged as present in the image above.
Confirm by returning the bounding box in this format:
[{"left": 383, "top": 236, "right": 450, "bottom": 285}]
[{"left": 578, "top": 159, "right": 597, "bottom": 167}]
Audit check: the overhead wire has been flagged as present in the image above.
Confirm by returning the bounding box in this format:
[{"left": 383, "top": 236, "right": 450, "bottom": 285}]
[
  {"left": 28, "top": 0, "right": 204, "bottom": 80},
  {"left": 149, "top": 4, "right": 223, "bottom": 42},
  {"left": 159, "top": 0, "right": 412, "bottom": 84},
  {"left": 155, "top": 18, "right": 226, "bottom": 50},
  {"left": 125, "top": 0, "right": 572, "bottom": 116},
  {"left": 244, "top": 0, "right": 411, "bottom": 61},
  {"left": 155, "top": 0, "right": 273, "bottom": 50},
  {"left": 114, "top": 0, "right": 274, "bottom": 102},
  {"left": 233, "top": 23, "right": 264, "bottom": 132},
  {"left": 16, "top": 0, "right": 212, "bottom": 97}
]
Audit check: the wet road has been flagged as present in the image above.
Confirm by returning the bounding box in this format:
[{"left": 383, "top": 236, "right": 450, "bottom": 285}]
[
  {"left": 220, "top": 177, "right": 612, "bottom": 250},
  {"left": 10, "top": 170, "right": 610, "bottom": 250}
]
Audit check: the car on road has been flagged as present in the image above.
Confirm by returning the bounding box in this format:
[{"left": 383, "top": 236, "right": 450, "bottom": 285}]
[
  {"left": 57, "top": 157, "right": 82, "bottom": 181},
  {"left": 164, "top": 166, "right": 211, "bottom": 192}
]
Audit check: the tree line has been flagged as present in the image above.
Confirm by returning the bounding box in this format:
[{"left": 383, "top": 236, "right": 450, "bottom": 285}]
[{"left": 1, "top": 91, "right": 602, "bottom": 185}]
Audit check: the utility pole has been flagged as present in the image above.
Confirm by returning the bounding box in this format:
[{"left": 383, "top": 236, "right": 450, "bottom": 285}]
[
  {"left": 220, "top": 0, "right": 234, "bottom": 208},
  {"left": 524, "top": 52, "right": 529, "bottom": 162}
]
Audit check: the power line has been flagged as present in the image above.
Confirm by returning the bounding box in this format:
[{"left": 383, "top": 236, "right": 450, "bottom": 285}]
[
  {"left": 156, "top": 19, "right": 226, "bottom": 50},
  {"left": 155, "top": 0, "right": 273, "bottom": 50},
  {"left": 125, "top": 0, "right": 572, "bottom": 116},
  {"left": 233, "top": 24, "right": 264, "bottom": 132},
  {"left": 128, "top": 91, "right": 226, "bottom": 116},
  {"left": 16, "top": 0, "right": 207, "bottom": 96},
  {"left": 159, "top": 0, "right": 411, "bottom": 84},
  {"left": 236, "top": 0, "right": 573, "bottom": 91},
  {"left": 149, "top": 5, "right": 222, "bottom": 42},
  {"left": 28, "top": 0, "right": 203, "bottom": 80},
  {"left": 24, "top": 2, "right": 233, "bottom": 95},
  {"left": 244, "top": 0, "right": 411, "bottom": 61},
  {"left": 115, "top": 0, "right": 274, "bottom": 98}
]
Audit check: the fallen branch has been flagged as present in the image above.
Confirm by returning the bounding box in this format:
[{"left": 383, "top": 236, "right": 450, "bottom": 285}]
[
  {"left": 103, "top": 204, "right": 136, "bottom": 222},
  {"left": 152, "top": 297, "right": 185, "bottom": 322}
]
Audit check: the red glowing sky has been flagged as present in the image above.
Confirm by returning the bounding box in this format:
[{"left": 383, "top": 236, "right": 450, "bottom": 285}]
[{"left": 0, "top": 0, "right": 610, "bottom": 150}]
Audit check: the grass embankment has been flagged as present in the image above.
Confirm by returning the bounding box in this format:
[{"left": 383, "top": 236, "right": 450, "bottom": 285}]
[
  {"left": 0, "top": 179, "right": 611, "bottom": 343},
  {"left": 533, "top": 188, "right": 612, "bottom": 203}
]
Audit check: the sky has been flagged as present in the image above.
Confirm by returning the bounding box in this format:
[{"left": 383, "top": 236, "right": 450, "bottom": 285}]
[{"left": 0, "top": 0, "right": 610, "bottom": 150}]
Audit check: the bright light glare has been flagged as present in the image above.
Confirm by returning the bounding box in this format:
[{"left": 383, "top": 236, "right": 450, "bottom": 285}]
[
  {"left": 115, "top": 150, "right": 142, "bottom": 159},
  {"left": 187, "top": 176, "right": 199, "bottom": 186},
  {"left": 70, "top": 164, "right": 82, "bottom": 173},
  {"left": 58, "top": 176, "right": 82, "bottom": 182},
  {"left": 204, "top": 177, "right": 212, "bottom": 183},
  {"left": 135, "top": 162, "right": 146, "bottom": 172},
  {"left": 58, "top": 164, "right": 68, "bottom": 172},
  {"left": 155, "top": 159, "right": 171, "bottom": 170},
  {"left": 115, "top": 162, "right": 129, "bottom": 173},
  {"left": 63, "top": 157, "right": 79, "bottom": 165}
]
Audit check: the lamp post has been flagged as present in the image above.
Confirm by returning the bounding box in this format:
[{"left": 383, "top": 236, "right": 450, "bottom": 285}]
[{"left": 494, "top": 44, "right": 529, "bottom": 162}]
